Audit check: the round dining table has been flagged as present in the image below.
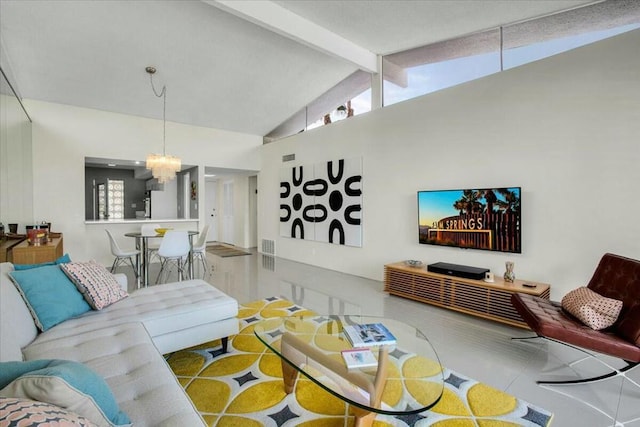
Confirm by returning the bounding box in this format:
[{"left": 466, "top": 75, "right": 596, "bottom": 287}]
[{"left": 124, "top": 230, "right": 198, "bottom": 288}]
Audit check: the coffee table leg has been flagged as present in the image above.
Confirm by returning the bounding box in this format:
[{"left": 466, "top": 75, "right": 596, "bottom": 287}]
[
  {"left": 281, "top": 359, "right": 299, "bottom": 394},
  {"left": 351, "top": 407, "right": 376, "bottom": 427}
]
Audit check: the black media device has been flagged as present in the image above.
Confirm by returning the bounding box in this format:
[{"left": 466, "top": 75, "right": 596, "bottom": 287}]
[{"left": 427, "top": 262, "right": 489, "bottom": 280}]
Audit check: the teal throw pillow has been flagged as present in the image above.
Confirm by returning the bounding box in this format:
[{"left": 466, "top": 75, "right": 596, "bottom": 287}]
[
  {"left": 13, "top": 253, "right": 72, "bottom": 270},
  {"left": 9, "top": 265, "right": 91, "bottom": 331},
  {"left": 0, "top": 359, "right": 130, "bottom": 426}
]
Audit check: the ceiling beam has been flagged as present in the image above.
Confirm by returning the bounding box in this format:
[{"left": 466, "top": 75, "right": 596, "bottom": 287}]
[{"left": 203, "top": 0, "right": 378, "bottom": 73}]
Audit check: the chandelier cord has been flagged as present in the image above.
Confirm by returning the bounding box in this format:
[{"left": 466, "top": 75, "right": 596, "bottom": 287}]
[
  {"left": 145, "top": 66, "right": 180, "bottom": 184},
  {"left": 148, "top": 73, "right": 167, "bottom": 156}
]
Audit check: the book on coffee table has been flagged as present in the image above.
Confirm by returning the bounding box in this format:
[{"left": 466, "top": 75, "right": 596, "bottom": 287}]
[
  {"left": 341, "top": 348, "right": 378, "bottom": 369},
  {"left": 343, "top": 323, "right": 397, "bottom": 348}
]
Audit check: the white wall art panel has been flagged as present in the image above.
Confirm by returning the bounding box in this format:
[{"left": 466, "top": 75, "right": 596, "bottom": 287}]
[
  {"left": 314, "top": 158, "right": 362, "bottom": 246},
  {"left": 280, "top": 164, "right": 315, "bottom": 241},
  {"left": 279, "top": 157, "right": 362, "bottom": 247}
]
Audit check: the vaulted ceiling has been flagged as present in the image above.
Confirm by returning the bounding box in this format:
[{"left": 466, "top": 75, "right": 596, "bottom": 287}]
[{"left": 0, "top": 0, "right": 593, "bottom": 137}]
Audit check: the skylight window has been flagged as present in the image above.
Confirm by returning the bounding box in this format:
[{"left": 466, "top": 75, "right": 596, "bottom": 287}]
[
  {"left": 382, "top": 1, "right": 640, "bottom": 107},
  {"left": 504, "top": 22, "right": 640, "bottom": 69},
  {"left": 384, "top": 51, "right": 501, "bottom": 106},
  {"left": 265, "top": 1, "right": 639, "bottom": 143}
]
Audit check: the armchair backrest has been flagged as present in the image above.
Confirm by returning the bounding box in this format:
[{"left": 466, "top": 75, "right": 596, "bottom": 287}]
[
  {"left": 587, "top": 253, "right": 640, "bottom": 341},
  {"left": 587, "top": 253, "right": 640, "bottom": 310}
]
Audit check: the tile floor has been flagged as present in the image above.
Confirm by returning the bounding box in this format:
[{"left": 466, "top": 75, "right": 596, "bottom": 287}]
[{"left": 138, "top": 248, "right": 640, "bottom": 427}]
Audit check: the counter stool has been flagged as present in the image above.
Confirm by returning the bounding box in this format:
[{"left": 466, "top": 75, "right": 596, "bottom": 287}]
[
  {"left": 140, "top": 223, "right": 162, "bottom": 262},
  {"left": 105, "top": 229, "right": 139, "bottom": 279},
  {"left": 156, "top": 230, "right": 190, "bottom": 284},
  {"left": 192, "top": 225, "right": 210, "bottom": 277}
]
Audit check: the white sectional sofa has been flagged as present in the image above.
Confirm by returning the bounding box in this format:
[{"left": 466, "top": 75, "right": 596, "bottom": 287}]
[{"left": 0, "top": 261, "right": 238, "bottom": 426}]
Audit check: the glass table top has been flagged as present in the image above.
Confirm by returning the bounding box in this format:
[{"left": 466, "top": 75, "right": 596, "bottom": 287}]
[{"left": 253, "top": 315, "right": 444, "bottom": 416}]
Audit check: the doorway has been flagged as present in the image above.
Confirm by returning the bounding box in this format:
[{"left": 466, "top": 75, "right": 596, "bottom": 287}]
[
  {"left": 182, "top": 171, "right": 191, "bottom": 219},
  {"left": 205, "top": 179, "right": 218, "bottom": 242},
  {"left": 93, "top": 178, "right": 124, "bottom": 220},
  {"left": 222, "top": 180, "right": 234, "bottom": 245}
]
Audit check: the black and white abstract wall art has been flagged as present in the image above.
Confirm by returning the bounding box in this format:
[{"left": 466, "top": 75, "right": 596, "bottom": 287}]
[{"left": 279, "top": 157, "right": 362, "bottom": 247}]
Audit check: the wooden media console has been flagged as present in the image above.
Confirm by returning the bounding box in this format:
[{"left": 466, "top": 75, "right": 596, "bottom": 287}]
[{"left": 384, "top": 262, "right": 550, "bottom": 329}]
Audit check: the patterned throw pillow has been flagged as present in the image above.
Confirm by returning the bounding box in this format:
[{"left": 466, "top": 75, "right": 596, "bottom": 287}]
[
  {"left": 0, "top": 360, "right": 131, "bottom": 426},
  {"left": 561, "top": 286, "right": 623, "bottom": 330},
  {"left": 0, "top": 397, "right": 98, "bottom": 427},
  {"left": 60, "top": 261, "right": 128, "bottom": 310}
]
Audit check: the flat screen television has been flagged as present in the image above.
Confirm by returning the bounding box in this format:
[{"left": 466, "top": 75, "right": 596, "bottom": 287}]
[{"left": 418, "top": 187, "right": 521, "bottom": 253}]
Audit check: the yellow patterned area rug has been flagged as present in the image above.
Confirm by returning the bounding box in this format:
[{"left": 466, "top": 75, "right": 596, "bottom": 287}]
[{"left": 166, "top": 297, "right": 553, "bottom": 427}]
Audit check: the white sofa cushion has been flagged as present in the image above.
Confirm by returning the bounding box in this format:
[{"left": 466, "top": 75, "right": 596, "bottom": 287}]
[
  {"left": 22, "top": 322, "right": 205, "bottom": 427},
  {"left": 30, "top": 279, "right": 238, "bottom": 354},
  {"left": 0, "top": 263, "right": 37, "bottom": 361}
]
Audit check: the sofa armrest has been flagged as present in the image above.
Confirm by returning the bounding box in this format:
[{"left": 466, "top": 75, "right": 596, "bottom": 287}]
[{"left": 113, "top": 273, "right": 128, "bottom": 292}]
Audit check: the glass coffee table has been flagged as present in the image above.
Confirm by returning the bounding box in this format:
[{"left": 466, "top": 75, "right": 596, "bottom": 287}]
[{"left": 254, "top": 315, "right": 444, "bottom": 427}]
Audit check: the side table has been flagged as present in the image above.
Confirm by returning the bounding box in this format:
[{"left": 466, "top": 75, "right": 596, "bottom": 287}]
[{"left": 11, "top": 237, "right": 64, "bottom": 265}]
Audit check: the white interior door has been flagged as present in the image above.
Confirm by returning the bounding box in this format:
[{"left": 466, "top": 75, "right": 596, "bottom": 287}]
[
  {"left": 182, "top": 171, "right": 190, "bottom": 219},
  {"left": 205, "top": 179, "right": 218, "bottom": 242},
  {"left": 223, "top": 180, "right": 234, "bottom": 244}
]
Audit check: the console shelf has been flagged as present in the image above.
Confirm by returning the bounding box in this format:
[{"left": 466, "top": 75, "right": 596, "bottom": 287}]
[{"left": 384, "top": 262, "right": 550, "bottom": 329}]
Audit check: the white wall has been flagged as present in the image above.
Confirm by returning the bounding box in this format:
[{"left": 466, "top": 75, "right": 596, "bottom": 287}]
[
  {"left": 24, "top": 100, "right": 261, "bottom": 264},
  {"left": 258, "top": 29, "right": 640, "bottom": 299},
  {"left": 0, "top": 94, "right": 33, "bottom": 228}
]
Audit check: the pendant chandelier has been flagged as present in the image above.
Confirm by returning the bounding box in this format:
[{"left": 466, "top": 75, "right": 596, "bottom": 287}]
[{"left": 145, "top": 66, "right": 181, "bottom": 184}]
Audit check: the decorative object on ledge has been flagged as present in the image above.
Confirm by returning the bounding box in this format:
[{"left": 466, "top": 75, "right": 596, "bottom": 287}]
[
  {"left": 145, "top": 66, "right": 181, "bottom": 184},
  {"left": 504, "top": 261, "right": 516, "bottom": 283},
  {"left": 404, "top": 259, "right": 423, "bottom": 268},
  {"left": 27, "top": 228, "right": 48, "bottom": 245}
]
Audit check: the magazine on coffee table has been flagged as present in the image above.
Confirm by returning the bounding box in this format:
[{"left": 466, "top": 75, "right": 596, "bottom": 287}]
[
  {"left": 343, "top": 323, "right": 397, "bottom": 348},
  {"left": 341, "top": 348, "right": 378, "bottom": 369}
]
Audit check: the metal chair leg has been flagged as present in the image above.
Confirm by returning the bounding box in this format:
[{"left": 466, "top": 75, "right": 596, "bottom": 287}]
[
  {"left": 512, "top": 335, "right": 640, "bottom": 387},
  {"left": 200, "top": 257, "right": 208, "bottom": 277},
  {"left": 127, "top": 256, "right": 139, "bottom": 279},
  {"left": 538, "top": 361, "right": 639, "bottom": 386},
  {"left": 177, "top": 260, "right": 183, "bottom": 281},
  {"left": 110, "top": 257, "right": 119, "bottom": 273},
  {"left": 192, "top": 252, "right": 207, "bottom": 278},
  {"left": 156, "top": 257, "right": 187, "bottom": 283},
  {"left": 156, "top": 259, "right": 168, "bottom": 284}
]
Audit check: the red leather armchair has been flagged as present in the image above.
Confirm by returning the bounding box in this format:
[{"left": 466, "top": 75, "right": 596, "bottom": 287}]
[{"left": 511, "top": 253, "right": 640, "bottom": 385}]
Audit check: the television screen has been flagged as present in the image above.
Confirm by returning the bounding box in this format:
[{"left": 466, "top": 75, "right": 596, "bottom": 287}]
[{"left": 418, "top": 187, "right": 521, "bottom": 253}]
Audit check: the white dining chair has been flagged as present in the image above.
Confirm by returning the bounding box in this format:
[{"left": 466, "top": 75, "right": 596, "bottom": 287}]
[
  {"left": 140, "top": 223, "right": 162, "bottom": 262},
  {"left": 105, "top": 229, "right": 139, "bottom": 279},
  {"left": 192, "top": 225, "right": 210, "bottom": 277},
  {"left": 155, "top": 230, "right": 191, "bottom": 284}
]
